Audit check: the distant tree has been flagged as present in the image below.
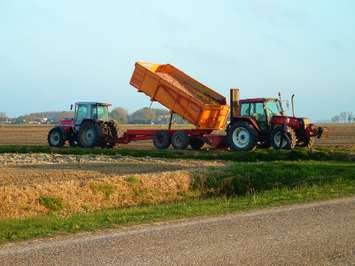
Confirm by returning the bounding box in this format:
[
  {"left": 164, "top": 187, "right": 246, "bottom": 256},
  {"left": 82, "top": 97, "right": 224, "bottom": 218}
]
[
  {"left": 110, "top": 107, "right": 128, "bottom": 124},
  {"left": 128, "top": 108, "right": 156, "bottom": 124},
  {"left": 348, "top": 112, "right": 353, "bottom": 123},
  {"left": 340, "top": 112, "right": 348, "bottom": 123},
  {"left": 331, "top": 115, "right": 340, "bottom": 123},
  {"left": 0, "top": 112, "right": 7, "bottom": 123}
]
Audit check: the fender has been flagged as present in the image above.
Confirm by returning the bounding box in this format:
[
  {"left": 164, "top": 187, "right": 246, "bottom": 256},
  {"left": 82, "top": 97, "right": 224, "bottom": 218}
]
[{"left": 230, "top": 117, "right": 261, "bottom": 132}]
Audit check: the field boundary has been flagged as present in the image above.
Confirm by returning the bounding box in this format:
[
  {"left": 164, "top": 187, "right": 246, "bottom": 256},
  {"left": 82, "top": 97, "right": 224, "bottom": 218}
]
[{"left": 0, "top": 145, "right": 354, "bottom": 162}]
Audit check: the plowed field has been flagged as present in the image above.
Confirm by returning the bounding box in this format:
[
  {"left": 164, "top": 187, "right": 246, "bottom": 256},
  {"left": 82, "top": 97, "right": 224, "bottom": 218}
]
[{"left": 0, "top": 124, "right": 354, "bottom": 148}]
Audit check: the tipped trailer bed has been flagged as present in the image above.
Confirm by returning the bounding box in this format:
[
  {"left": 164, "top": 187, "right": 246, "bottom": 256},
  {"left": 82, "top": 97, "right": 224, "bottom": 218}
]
[
  {"left": 116, "top": 62, "right": 230, "bottom": 150},
  {"left": 130, "top": 62, "right": 229, "bottom": 130}
]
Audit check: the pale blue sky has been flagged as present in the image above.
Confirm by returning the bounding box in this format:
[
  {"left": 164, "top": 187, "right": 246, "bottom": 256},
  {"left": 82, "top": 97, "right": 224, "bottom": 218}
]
[{"left": 1, "top": 0, "right": 354, "bottom": 120}]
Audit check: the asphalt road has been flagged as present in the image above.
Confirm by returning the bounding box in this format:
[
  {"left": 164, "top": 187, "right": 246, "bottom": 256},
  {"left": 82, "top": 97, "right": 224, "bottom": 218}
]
[{"left": 1, "top": 197, "right": 354, "bottom": 266}]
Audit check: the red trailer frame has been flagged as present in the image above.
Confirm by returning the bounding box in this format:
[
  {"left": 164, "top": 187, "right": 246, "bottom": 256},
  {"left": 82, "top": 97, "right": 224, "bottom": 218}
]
[{"left": 117, "top": 129, "right": 212, "bottom": 144}]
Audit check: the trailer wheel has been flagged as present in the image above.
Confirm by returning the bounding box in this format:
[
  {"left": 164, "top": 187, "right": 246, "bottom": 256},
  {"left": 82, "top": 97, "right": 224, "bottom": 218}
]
[
  {"left": 153, "top": 131, "right": 171, "bottom": 150},
  {"left": 171, "top": 131, "right": 190, "bottom": 150},
  {"left": 48, "top": 127, "right": 65, "bottom": 147},
  {"left": 190, "top": 137, "right": 205, "bottom": 150}
]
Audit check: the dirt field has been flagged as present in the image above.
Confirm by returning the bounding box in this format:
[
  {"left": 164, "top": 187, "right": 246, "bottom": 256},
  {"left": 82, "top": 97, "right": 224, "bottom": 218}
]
[
  {"left": 0, "top": 124, "right": 354, "bottom": 148},
  {"left": 0, "top": 153, "right": 223, "bottom": 219}
]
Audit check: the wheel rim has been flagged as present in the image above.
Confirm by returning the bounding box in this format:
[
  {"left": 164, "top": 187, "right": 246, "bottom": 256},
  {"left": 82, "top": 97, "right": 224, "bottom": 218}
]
[
  {"left": 83, "top": 128, "right": 95, "bottom": 146},
  {"left": 50, "top": 132, "right": 60, "bottom": 145},
  {"left": 174, "top": 135, "right": 183, "bottom": 146},
  {"left": 232, "top": 127, "right": 250, "bottom": 148},
  {"left": 273, "top": 131, "right": 288, "bottom": 148}
]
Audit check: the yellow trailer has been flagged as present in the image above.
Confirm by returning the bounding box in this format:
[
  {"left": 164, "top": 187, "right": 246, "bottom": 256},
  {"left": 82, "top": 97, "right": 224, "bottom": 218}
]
[{"left": 130, "top": 62, "right": 229, "bottom": 130}]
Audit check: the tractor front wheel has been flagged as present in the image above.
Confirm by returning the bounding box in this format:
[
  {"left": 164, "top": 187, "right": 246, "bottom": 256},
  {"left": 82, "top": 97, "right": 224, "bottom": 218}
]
[
  {"left": 228, "top": 122, "right": 258, "bottom": 151},
  {"left": 270, "top": 126, "right": 297, "bottom": 150},
  {"left": 302, "top": 136, "right": 315, "bottom": 149},
  {"left": 48, "top": 127, "right": 65, "bottom": 147}
]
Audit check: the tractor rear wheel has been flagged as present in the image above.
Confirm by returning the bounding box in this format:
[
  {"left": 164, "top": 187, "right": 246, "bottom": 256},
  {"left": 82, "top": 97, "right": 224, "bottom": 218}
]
[
  {"left": 190, "top": 137, "right": 205, "bottom": 150},
  {"left": 228, "top": 122, "right": 258, "bottom": 151},
  {"left": 171, "top": 131, "right": 190, "bottom": 150},
  {"left": 153, "top": 131, "right": 171, "bottom": 150},
  {"left": 48, "top": 127, "right": 65, "bottom": 147},
  {"left": 270, "top": 126, "right": 297, "bottom": 150},
  {"left": 78, "top": 120, "right": 101, "bottom": 148}
]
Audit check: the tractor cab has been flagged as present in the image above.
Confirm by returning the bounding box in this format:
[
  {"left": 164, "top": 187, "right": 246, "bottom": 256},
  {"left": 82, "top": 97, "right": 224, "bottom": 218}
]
[
  {"left": 239, "top": 98, "right": 284, "bottom": 130},
  {"left": 72, "top": 102, "right": 110, "bottom": 125}
]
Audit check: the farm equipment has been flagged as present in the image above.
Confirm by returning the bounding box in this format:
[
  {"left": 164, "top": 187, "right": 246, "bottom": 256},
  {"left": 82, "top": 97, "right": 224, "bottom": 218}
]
[
  {"left": 48, "top": 102, "right": 118, "bottom": 148},
  {"left": 48, "top": 61, "right": 325, "bottom": 151},
  {"left": 226, "top": 90, "right": 325, "bottom": 151}
]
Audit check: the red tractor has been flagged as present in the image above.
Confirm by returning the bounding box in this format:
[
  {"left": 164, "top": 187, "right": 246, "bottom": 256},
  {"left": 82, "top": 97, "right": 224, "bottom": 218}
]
[
  {"left": 226, "top": 89, "right": 325, "bottom": 151},
  {"left": 48, "top": 102, "right": 118, "bottom": 148}
]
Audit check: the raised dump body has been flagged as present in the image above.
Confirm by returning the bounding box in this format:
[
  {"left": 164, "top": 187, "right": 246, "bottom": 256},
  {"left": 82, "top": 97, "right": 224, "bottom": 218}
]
[{"left": 130, "top": 62, "right": 230, "bottom": 130}]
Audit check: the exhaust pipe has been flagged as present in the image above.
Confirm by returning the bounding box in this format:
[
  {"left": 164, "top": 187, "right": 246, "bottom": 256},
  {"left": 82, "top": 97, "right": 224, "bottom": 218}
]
[
  {"left": 291, "top": 94, "right": 295, "bottom": 117},
  {"left": 230, "top": 88, "right": 240, "bottom": 120}
]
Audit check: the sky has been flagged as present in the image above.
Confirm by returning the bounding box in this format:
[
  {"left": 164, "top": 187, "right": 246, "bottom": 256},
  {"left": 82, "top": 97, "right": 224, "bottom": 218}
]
[{"left": 0, "top": 0, "right": 354, "bottom": 121}]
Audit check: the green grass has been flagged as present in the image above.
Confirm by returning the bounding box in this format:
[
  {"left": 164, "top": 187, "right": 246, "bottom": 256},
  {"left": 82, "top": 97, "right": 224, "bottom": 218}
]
[
  {"left": 38, "top": 196, "right": 64, "bottom": 212},
  {"left": 0, "top": 180, "right": 353, "bottom": 245},
  {"left": 0, "top": 160, "right": 354, "bottom": 245},
  {"left": 90, "top": 183, "right": 116, "bottom": 199},
  {"left": 0, "top": 145, "right": 354, "bottom": 162},
  {"left": 192, "top": 161, "right": 355, "bottom": 196}
]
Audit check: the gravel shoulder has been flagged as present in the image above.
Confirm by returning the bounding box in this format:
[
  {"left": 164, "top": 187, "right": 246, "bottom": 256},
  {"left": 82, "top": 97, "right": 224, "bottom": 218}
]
[{"left": 0, "top": 153, "right": 223, "bottom": 186}]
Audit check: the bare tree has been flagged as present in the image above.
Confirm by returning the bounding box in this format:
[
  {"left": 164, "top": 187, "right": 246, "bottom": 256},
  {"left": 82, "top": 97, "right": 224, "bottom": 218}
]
[
  {"left": 0, "top": 112, "right": 7, "bottom": 123},
  {"left": 348, "top": 112, "right": 353, "bottom": 123},
  {"left": 340, "top": 112, "right": 348, "bottom": 123},
  {"left": 110, "top": 107, "right": 128, "bottom": 124}
]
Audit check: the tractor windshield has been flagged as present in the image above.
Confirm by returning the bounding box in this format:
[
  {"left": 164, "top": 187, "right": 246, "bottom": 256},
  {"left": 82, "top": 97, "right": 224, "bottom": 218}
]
[
  {"left": 265, "top": 100, "right": 282, "bottom": 117},
  {"left": 92, "top": 105, "right": 109, "bottom": 121}
]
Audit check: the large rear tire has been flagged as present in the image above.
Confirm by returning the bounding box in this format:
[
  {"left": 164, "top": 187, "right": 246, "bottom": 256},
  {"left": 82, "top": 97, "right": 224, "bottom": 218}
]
[
  {"left": 153, "top": 131, "right": 171, "bottom": 150},
  {"left": 78, "top": 120, "right": 101, "bottom": 148},
  {"left": 228, "top": 122, "right": 258, "bottom": 151},
  {"left": 171, "top": 131, "right": 190, "bottom": 150},
  {"left": 48, "top": 127, "right": 65, "bottom": 147},
  {"left": 270, "top": 126, "right": 297, "bottom": 150}
]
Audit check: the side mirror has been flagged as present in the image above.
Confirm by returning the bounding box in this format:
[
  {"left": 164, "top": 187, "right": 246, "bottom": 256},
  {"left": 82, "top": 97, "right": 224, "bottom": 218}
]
[{"left": 70, "top": 104, "right": 73, "bottom": 111}]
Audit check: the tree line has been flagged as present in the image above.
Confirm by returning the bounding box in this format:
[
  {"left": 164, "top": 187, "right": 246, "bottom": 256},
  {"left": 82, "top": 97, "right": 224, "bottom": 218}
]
[
  {"left": 2, "top": 108, "right": 354, "bottom": 125},
  {"left": 331, "top": 112, "right": 354, "bottom": 123},
  {"left": 0, "top": 107, "right": 188, "bottom": 125}
]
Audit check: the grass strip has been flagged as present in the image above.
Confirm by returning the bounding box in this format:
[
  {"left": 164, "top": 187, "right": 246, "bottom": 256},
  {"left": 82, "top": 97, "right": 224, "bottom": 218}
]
[
  {"left": 0, "top": 145, "right": 354, "bottom": 162},
  {"left": 1, "top": 176, "right": 354, "bottom": 245}
]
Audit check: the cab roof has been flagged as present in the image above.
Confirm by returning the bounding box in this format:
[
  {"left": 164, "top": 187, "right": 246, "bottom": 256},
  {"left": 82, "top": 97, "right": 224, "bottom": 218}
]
[
  {"left": 239, "top": 98, "right": 278, "bottom": 104},
  {"left": 75, "top": 102, "right": 111, "bottom": 106}
]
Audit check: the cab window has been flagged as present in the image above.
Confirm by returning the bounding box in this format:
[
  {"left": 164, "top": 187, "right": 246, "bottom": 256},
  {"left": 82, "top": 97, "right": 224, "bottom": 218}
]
[
  {"left": 265, "top": 100, "right": 282, "bottom": 117},
  {"left": 251, "top": 103, "right": 266, "bottom": 122},
  {"left": 75, "top": 105, "right": 89, "bottom": 124},
  {"left": 240, "top": 103, "right": 250, "bottom": 116},
  {"left": 92, "top": 105, "right": 109, "bottom": 121},
  {"left": 241, "top": 103, "right": 266, "bottom": 121}
]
